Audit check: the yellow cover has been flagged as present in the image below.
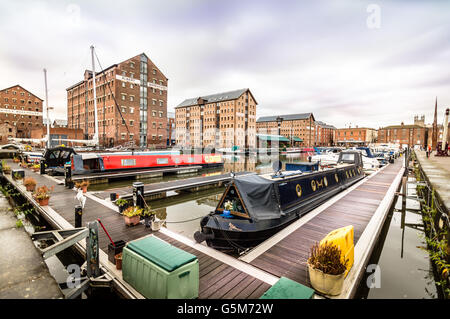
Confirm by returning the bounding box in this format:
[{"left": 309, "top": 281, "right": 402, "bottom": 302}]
[{"left": 320, "top": 225, "right": 354, "bottom": 277}]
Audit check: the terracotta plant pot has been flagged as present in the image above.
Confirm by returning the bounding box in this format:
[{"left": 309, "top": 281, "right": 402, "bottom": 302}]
[
  {"left": 124, "top": 215, "right": 140, "bottom": 226},
  {"left": 37, "top": 197, "right": 50, "bottom": 206},
  {"left": 307, "top": 263, "right": 345, "bottom": 296},
  {"left": 115, "top": 253, "right": 123, "bottom": 270},
  {"left": 82, "top": 186, "right": 87, "bottom": 193},
  {"left": 25, "top": 184, "right": 36, "bottom": 192}
]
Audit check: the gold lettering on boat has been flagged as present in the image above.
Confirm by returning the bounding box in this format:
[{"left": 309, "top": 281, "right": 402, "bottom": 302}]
[
  {"left": 296, "top": 184, "right": 302, "bottom": 197},
  {"left": 311, "top": 180, "right": 316, "bottom": 192},
  {"left": 324, "top": 176, "right": 328, "bottom": 187},
  {"left": 335, "top": 174, "right": 339, "bottom": 182},
  {"left": 316, "top": 179, "right": 323, "bottom": 187}
]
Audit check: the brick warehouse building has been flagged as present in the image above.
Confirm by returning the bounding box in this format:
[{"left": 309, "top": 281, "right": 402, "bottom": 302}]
[
  {"left": 0, "top": 85, "right": 43, "bottom": 141},
  {"left": 378, "top": 123, "right": 428, "bottom": 148},
  {"left": 335, "top": 127, "right": 377, "bottom": 146},
  {"left": 256, "top": 113, "right": 317, "bottom": 147},
  {"left": 315, "top": 121, "right": 336, "bottom": 146},
  {"left": 175, "top": 88, "right": 257, "bottom": 149},
  {"left": 67, "top": 53, "right": 168, "bottom": 148}
]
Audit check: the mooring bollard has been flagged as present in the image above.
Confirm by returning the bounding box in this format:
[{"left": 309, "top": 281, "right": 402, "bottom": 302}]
[
  {"left": 132, "top": 182, "right": 145, "bottom": 209},
  {"left": 64, "top": 164, "right": 73, "bottom": 189},
  {"left": 75, "top": 205, "right": 82, "bottom": 228},
  {"left": 40, "top": 159, "right": 46, "bottom": 175}
]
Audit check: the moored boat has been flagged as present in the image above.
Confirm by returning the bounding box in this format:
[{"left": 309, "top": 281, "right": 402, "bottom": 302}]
[
  {"left": 41, "top": 146, "right": 223, "bottom": 175},
  {"left": 194, "top": 151, "right": 365, "bottom": 253}
]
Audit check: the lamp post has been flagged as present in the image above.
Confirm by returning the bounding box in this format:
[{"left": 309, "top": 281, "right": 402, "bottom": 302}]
[{"left": 276, "top": 116, "right": 283, "bottom": 149}]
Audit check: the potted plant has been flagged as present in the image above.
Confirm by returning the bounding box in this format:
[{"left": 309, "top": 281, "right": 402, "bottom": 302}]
[
  {"left": 13, "top": 172, "right": 23, "bottom": 183},
  {"left": 142, "top": 208, "right": 155, "bottom": 228},
  {"left": 2, "top": 162, "right": 11, "bottom": 174},
  {"left": 307, "top": 241, "right": 348, "bottom": 296},
  {"left": 32, "top": 163, "right": 40, "bottom": 172},
  {"left": 23, "top": 177, "right": 37, "bottom": 192},
  {"left": 223, "top": 200, "right": 233, "bottom": 217},
  {"left": 33, "top": 185, "right": 54, "bottom": 206},
  {"left": 122, "top": 206, "right": 142, "bottom": 226},
  {"left": 115, "top": 198, "right": 129, "bottom": 214},
  {"left": 13, "top": 157, "right": 20, "bottom": 163},
  {"left": 115, "top": 252, "right": 123, "bottom": 270},
  {"left": 75, "top": 180, "right": 90, "bottom": 193}
]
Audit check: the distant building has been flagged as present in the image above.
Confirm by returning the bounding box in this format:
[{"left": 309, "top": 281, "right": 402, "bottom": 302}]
[
  {"left": 67, "top": 53, "right": 168, "bottom": 148},
  {"left": 167, "top": 112, "right": 175, "bottom": 146},
  {"left": 0, "top": 123, "right": 17, "bottom": 145},
  {"left": 315, "top": 121, "right": 336, "bottom": 147},
  {"left": 378, "top": 122, "right": 427, "bottom": 147},
  {"left": 175, "top": 88, "right": 257, "bottom": 149},
  {"left": 414, "top": 115, "right": 426, "bottom": 127},
  {"left": 30, "top": 126, "right": 84, "bottom": 148},
  {"left": 0, "top": 85, "right": 44, "bottom": 140},
  {"left": 335, "top": 127, "right": 377, "bottom": 146},
  {"left": 257, "top": 113, "right": 316, "bottom": 147},
  {"left": 52, "top": 119, "right": 68, "bottom": 128}
]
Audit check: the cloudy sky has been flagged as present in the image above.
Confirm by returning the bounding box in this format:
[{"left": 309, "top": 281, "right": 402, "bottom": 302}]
[{"left": 0, "top": 0, "right": 449, "bottom": 128}]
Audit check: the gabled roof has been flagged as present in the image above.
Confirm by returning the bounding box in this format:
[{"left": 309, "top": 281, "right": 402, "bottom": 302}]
[
  {"left": 380, "top": 124, "right": 425, "bottom": 129},
  {"left": 66, "top": 52, "right": 168, "bottom": 90},
  {"left": 257, "top": 113, "right": 314, "bottom": 123},
  {"left": 0, "top": 84, "right": 43, "bottom": 101},
  {"left": 52, "top": 119, "right": 68, "bottom": 127},
  {"left": 176, "top": 88, "right": 256, "bottom": 108},
  {"left": 315, "top": 121, "right": 336, "bottom": 129}
]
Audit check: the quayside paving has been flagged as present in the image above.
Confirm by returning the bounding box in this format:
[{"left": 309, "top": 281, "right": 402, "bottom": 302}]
[
  {"left": 0, "top": 192, "right": 62, "bottom": 299},
  {"left": 415, "top": 150, "right": 450, "bottom": 212}
]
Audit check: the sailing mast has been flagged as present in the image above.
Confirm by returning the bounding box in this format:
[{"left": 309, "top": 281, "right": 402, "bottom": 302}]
[
  {"left": 43, "top": 68, "right": 51, "bottom": 148},
  {"left": 91, "top": 45, "right": 99, "bottom": 147}
]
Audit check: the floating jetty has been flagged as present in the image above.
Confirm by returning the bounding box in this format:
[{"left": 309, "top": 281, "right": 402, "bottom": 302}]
[
  {"left": 94, "top": 171, "right": 254, "bottom": 201},
  {"left": 53, "top": 165, "right": 203, "bottom": 185},
  {"left": 1, "top": 156, "right": 405, "bottom": 299}
]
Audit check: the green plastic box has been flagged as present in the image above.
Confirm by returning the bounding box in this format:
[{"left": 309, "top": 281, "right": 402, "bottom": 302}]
[
  {"left": 260, "top": 277, "right": 315, "bottom": 299},
  {"left": 122, "top": 236, "right": 199, "bottom": 299}
]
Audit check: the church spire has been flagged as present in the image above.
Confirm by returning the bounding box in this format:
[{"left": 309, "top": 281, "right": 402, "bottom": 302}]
[{"left": 432, "top": 97, "right": 438, "bottom": 149}]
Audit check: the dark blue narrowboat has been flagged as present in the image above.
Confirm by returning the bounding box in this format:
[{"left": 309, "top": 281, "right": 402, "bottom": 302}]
[{"left": 194, "top": 151, "right": 365, "bottom": 253}]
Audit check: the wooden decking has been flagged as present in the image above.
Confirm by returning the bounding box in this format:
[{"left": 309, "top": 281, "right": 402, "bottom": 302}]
[
  {"left": 4, "top": 160, "right": 270, "bottom": 299},
  {"left": 244, "top": 160, "right": 403, "bottom": 294}
]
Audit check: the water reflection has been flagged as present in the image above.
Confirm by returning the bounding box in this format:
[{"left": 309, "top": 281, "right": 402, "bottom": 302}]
[
  {"left": 147, "top": 188, "right": 224, "bottom": 239},
  {"left": 357, "top": 176, "right": 438, "bottom": 299}
]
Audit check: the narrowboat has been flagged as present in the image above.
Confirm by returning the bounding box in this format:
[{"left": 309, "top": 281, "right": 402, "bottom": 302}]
[
  {"left": 41, "top": 146, "right": 223, "bottom": 175},
  {"left": 194, "top": 151, "right": 365, "bottom": 253}
]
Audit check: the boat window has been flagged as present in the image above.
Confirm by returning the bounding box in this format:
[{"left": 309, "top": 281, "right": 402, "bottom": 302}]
[
  {"left": 49, "top": 150, "right": 60, "bottom": 159},
  {"left": 121, "top": 159, "right": 136, "bottom": 166},
  {"left": 217, "top": 185, "right": 248, "bottom": 218},
  {"left": 341, "top": 153, "right": 355, "bottom": 161},
  {"left": 157, "top": 158, "right": 169, "bottom": 164},
  {"left": 187, "top": 157, "right": 195, "bottom": 163},
  {"left": 60, "top": 151, "right": 70, "bottom": 159}
]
